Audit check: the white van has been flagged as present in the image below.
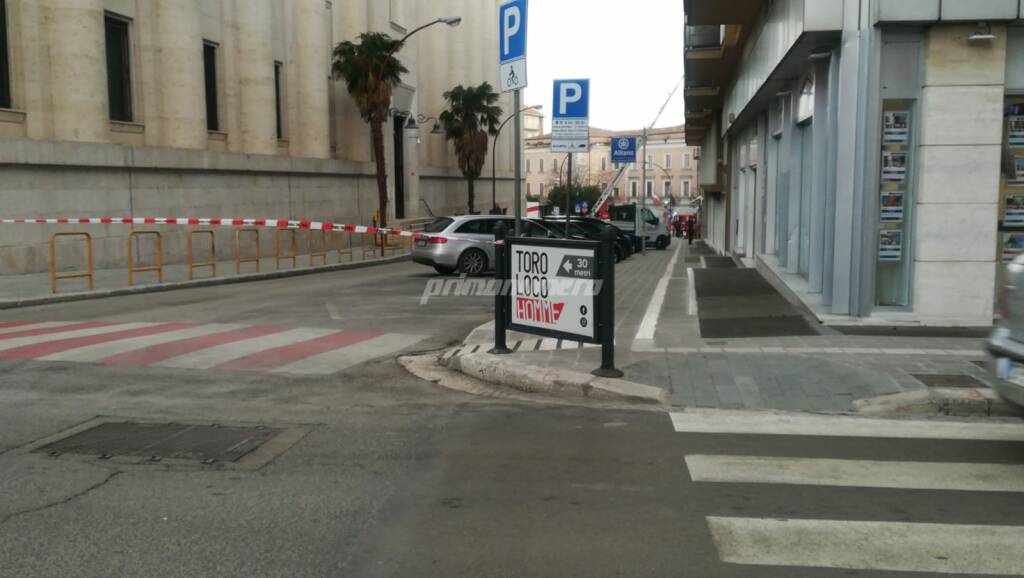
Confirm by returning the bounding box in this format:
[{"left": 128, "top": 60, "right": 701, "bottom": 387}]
[{"left": 608, "top": 204, "right": 671, "bottom": 250}]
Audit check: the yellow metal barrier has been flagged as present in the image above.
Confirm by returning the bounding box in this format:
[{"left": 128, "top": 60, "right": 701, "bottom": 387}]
[
  {"left": 49, "top": 232, "right": 94, "bottom": 294},
  {"left": 275, "top": 228, "right": 297, "bottom": 270},
  {"left": 127, "top": 231, "right": 163, "bottom": 286},
  {"left": 187, "top": 230, "right": 216, "bottom": 280},
  {"left": 308, "top": 229, "right": 327, "bottom": 266},
  {"left": 236, "top": 228, "right": 260, "bottom": 273},
  {"left": 361, "top": 232, "right": 371, "bottom": 260},
  {"left": 336, "top": 231, "right": 354, "bottom": 262}
]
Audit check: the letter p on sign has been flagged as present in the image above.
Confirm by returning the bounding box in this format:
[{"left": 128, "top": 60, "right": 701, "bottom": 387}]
[
  {"left": 559, "top": 83, "right": 582, "bottom": 115},
  {"left": 499, "top": 0, "right": 527, "bottom": 63}
]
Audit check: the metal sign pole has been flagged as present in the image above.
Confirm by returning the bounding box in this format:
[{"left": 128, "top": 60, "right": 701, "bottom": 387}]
[
  {"left": 513, "top": 89, "right": 522, "bottom": 235},
  {"left": 565, "top": 152, "right": 572, "bottom": 236},
  {"left": 640, "top": 127, "right": 647, "bottom": 255},
  {"left": 593, "top": 227, "right": 623, "bottom": 377},
  {"left": 491, "top": 220, "right": 512, "bottom": 354}
]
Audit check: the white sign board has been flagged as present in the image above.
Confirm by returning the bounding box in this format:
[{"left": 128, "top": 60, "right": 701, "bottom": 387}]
[
  {"left": 551, "top": 79, "right": 590, "bottom": 152},
  {"left": 499, "top": 0, "right": 528, "bottom": 93},
  {"left": 509, "top": 242, "right": 597, "bottom": 341}
]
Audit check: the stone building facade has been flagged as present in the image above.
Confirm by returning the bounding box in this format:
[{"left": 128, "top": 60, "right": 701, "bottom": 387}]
[
  {"left": 525, "top": 125, "right": 700, "bottom": 208},
  {"left": 0, "top": 0, "right": 517, "bottom": 273}
]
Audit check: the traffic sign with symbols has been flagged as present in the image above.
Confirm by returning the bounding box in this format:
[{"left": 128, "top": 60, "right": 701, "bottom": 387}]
[
  {"left": 551, "top": 79, "right": 590, "bottom": 152},
  {"left": 499, "top": 0, "right": 528, "bottom": 93}
]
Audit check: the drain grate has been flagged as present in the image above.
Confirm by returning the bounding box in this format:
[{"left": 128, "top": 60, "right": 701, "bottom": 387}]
[
  {"left": 911, "top": 374, "right": 986, "bottom": 389},
  {"left": 37, "top": 422, "right": 280, "bottom": 463}
]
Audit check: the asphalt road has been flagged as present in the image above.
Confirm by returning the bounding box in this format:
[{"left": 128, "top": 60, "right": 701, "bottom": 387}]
[{"left": 1, "top": 258, "right": 1023, "bottom": 577}]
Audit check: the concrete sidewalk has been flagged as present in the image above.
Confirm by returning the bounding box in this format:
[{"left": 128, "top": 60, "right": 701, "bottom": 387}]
[{"left": 451, "top": 241, "right": 1001, "bottom": 413}]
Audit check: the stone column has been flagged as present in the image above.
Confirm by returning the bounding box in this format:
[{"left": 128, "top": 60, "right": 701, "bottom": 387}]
[
  {"left": 156, "top": 0, "right": 206, "bottom": 149},
  {"left": 235, "top": 0, "right": 276, "bottom": 155},
  {"left": 913, "top": 24, "right": 1006, "bottom": 324},
  {"left": 289, "top": 0, "right": 330, "bottom": 159},
  {"left": 45, "top": 0, "right": 108, "bottom": 143}
]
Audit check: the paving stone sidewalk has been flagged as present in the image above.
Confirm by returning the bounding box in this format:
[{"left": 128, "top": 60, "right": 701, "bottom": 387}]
[{"left": 458, "top": 241, "right": 995, "bottom": 413}]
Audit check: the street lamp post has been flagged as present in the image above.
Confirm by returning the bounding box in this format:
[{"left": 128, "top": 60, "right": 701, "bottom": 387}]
[
  {"left": 399, "top": 16, "right": 461, "bottom": 44},
  {"left": 492, "top": 105, "right": 541, "bottom": 214}
]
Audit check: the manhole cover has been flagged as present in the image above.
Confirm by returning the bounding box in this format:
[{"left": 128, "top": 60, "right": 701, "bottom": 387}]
[
  {"left": 36, "top": 422, "right": 280, "bottom": 463},
  {"left": 911, "top": 374, "right": 986, "bottom": 389}
]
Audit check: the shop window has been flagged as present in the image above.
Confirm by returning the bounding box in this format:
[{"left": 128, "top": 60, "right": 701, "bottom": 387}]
[
  {"left": 999, "top": 97, "right": 1024, "bottom": 276},
  {"left": 274, "top": 61, "right": 284, "bottom": 139},
  {"left": 105, "top": 15, "right": 133, "bottom": 122},
  {"left": 0, "top": 0, "right": 10, "bottom": 109},
  {"left": 203, "top": 42, "right": 219, "bottom": 131},
  {"left": 875, "top": 100, "right": 916, "bottom": 307}
]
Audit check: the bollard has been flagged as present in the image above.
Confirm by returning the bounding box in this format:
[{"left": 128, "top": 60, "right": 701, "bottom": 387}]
[
  {"left": 592, "top": 227, "right": 624, "bottom": 378},
  {"left": 49, "top": 232, "right": 94, "bottom": 294},
  {"left": 337, "top": 231, "right": 354, "bottom": 262},
  {"left": 187, "top": 230, "right": 216, "bottom": 280},
  {"left": 490, "top": 220, "right": 512, "bottom": 354},
  {"left": 127, "top": 231, "right": 163, "bottom": 286},
  {"left": 235, "top": 228, "right": 261, "bottom": 273},
  {"left": 275, "top": 228, "right": 297, "bottom": 270},
  {"left": 309, "top": 229, "right": 327, "bottom": 266}
]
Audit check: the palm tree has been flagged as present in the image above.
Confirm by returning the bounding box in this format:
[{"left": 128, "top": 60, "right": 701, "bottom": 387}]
[
  {"left": 440, "top": 83, "right": 503, "bottom": 214},
  {"left": 332, "top": 32, "right": 407, "bottom": 228}
]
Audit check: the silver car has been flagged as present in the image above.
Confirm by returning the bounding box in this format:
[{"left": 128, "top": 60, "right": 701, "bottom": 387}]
[
  {"left": 412, "top": 215, "right": 557, "bottom": 275},
  {"left": 987, "top": 253, "right": 1024, "bottom": 407}
]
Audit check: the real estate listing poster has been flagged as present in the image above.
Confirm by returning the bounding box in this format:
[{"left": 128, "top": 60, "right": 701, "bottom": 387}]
[
  {"left": 883, "top": 111, "right": 910, "bottom": 145},
  {"left": 879, "top": 230, "right": 903, "bottom": 261},
  {"left": 1004, "top": 233, "right": 1024, "bottom": 262},
  {"left": 1006, "top": 193, "right": 1024, "bottom": 225},
  {"left": 1009, "top": 158, "right": 1024, "bottom": 187},
  {"left": 881, "top": 151, "right": 907, "bottom": 183},
  {"left": 880, "top": 191, "right": 904, "bottom": 223},
  {"left": 1009, "top": 116, "right": 1024, "bottom": 148}
]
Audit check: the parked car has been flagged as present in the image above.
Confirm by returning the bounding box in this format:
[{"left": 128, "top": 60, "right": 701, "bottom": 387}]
[
  {"left": 542, "top": 216, "right": 634, "bottom": 262},
  {"left": 987, "top": 253, "right": 1024, "bottom": 408},
  {"left": 412, "top": 215, "right": 558, "bottom": 275}
]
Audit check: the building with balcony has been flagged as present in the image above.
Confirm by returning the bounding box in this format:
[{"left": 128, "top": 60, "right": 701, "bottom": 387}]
[
  {"left": 525, "top": 126, "right": 700, "bottom": 209},
  {"left": 0, "top": 0, "right": 517, "bottom": 274},
  {"left": 684, "top": 0, "right": 1024, "bottom": 327}
]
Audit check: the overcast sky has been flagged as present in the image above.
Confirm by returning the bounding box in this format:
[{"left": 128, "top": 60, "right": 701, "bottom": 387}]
[{"left": 521, "top": 0, "right": 686, "bottom": 133}]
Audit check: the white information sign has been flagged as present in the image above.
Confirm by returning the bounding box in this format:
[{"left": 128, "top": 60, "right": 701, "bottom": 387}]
[
  {"left": 499, "top": 0, "right": 528, "bottom": 93},
  {"left": 551, "top": 79, "right": 590, "bottom": 152},
  {"left": 509, "top": 242, "right": 597, "bottom": 341}
]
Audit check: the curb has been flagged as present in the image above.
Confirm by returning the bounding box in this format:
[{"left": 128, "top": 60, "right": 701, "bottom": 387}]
[
  {"left": 854, "top": 387, "right": 1024, "bottom": 418},
  {"left": 447, "top": 351, "right": 668, "bottom": 406},
  {"left": 0, "top": 254, "right": 411, "bottom": 310}
]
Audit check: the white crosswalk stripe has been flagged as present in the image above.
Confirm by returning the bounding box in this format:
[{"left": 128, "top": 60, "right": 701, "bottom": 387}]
[
  {"left": 708, "top": 517, "right": 1024, "bottom": 575},
  {"left": 0, "top": 323, "right": 159, "bottom": 351},
  {"left": 153, "top": 327, "right": 340, "bottom": 370},
  {"left": 686, "top": 454, "right": 1024, "bottom": 493},
  {"left": 670, "top": 409, "right": 1024, "bottom": 442},
  {"left": 272, "top": 333, "right": 425, "bottom": 375},
  {"left": 673, "top": 410, "right": 1024, "bottom": 575},
  {"left": 38, "top": 324, "right": 241, "bottom": 363}
]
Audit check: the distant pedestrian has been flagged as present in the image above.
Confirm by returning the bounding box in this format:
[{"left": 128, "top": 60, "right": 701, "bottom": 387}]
[{"left": 686, "top": 218, "right": 695, "bottom": 246}]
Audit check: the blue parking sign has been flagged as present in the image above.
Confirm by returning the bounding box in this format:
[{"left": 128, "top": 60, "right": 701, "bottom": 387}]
[
  {"left": 551, "top": 79, "right": 590, "bottom": 152},
  {"left": 611, "top": 137, "right": 637, "bottom": 164},
  {"left": 498, "top": 0, "right": 528, "bottom": 92}
]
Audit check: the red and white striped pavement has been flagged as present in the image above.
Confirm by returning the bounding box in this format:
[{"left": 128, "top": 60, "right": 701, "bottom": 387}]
[{"left": 0, "top": 320, "right": 424, "bottom": 375}]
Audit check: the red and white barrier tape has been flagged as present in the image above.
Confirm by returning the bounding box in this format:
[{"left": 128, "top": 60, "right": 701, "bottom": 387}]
[{"left": 0, "top": 217, "right": 429, "bottom": 238}]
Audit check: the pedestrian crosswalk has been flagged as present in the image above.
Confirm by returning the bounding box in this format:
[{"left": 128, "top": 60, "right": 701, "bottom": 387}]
[
  {"left": 671, "top": 409, "right": 1024, "bottom": 576},
  {"left": 0, "top": 320, "right": 424, "bottom": 375}
]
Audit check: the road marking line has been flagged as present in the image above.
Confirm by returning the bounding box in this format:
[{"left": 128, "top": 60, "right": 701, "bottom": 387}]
[
  {"left": 99, "top": 324, "right": 289, "bottom": 366},
  {"left": 669, "top": 409, "right": 1024, "bottom": 441},
  {"left": 0, "top": 321, "right": 75, "bottom": 336},
  {"left": 708, "top": 516, "right": 1024, "bottom": 575},
  {"left": 155, "top": 327, "right": 337, "bottom": 370},
  {"left": 635, "top": 242, "right": 683, "bottom": 341},
  {"left": 0, "top": 323, "right": 195, "bottom": 360},
  {"left": 687, "top": 267, "right": 697, "bottom": 316},
  {"left": 272, "top": 333, "right": 424, "bottom": 375},
  {"left": 213, "top": 330, "right": 382, "bottom": 372},
  {"left": 686, "top": 455, "right": 1024, "bottom": 492},
  {"left": 39, "top": 324, "right": 239, "bottom": 363},
  {"left": 0, "top": 321, "right": 118, "bottom": 343}
]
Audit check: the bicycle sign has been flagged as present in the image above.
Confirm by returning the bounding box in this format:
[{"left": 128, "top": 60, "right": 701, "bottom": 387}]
[{"left": 499, "top": 0, "right": 528, "bottom": 93}]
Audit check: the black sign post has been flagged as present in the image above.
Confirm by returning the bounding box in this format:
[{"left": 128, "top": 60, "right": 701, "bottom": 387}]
[
  {"left": 490, "top": 220, "right": 512, "bottom": 355},
  {"left": 592, "top": 227, "right": 623, "bottom": 377},
  {"left": 493, "top": 226, "right": 621, "bottom": 378}
]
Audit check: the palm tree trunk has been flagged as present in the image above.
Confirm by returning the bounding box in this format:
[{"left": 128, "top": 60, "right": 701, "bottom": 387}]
[
  {"left": 467, "top": 177, "right": 476, "bottom": 214},
  {"left": 370, "top": 119, "right": 388, "bottom": 228}
]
